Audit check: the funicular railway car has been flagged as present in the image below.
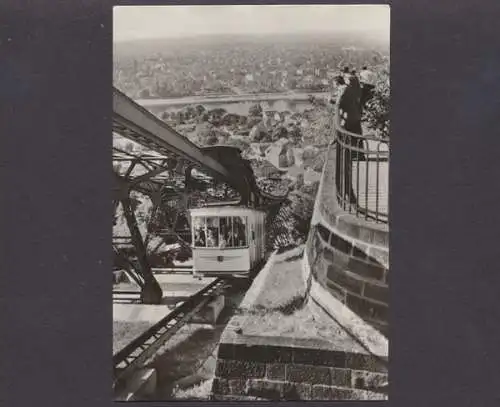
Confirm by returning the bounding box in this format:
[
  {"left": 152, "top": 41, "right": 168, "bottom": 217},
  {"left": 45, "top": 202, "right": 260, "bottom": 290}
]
[{"left": 190, "top": 205, "right": 266, "bottom": 278}]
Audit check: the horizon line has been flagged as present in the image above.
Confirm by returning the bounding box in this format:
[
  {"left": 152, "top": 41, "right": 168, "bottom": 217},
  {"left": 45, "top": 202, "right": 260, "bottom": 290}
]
[{"left": 113, "top": 30, "right": 389, "bottom": 44}]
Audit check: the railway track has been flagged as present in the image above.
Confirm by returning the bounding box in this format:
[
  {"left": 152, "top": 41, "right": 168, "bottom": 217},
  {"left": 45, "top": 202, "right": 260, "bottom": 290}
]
[{"left": 113, "top": 277, "right": 227, "bottom": 396}]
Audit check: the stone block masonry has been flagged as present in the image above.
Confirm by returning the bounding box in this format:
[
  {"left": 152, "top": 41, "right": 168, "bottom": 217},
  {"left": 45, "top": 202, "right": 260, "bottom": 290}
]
[
  {"left": 211, "top": 339, "right": 387, "bottom": 401},
  {"left": 307, "top": 146, "right": 389, "bottom": 335}
]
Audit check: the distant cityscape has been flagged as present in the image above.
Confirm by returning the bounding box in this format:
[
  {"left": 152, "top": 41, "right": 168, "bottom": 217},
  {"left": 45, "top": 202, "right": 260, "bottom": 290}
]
[
  {"left": 113, "top": 34, "right": 389, "bottom": 99},
  {"left": 113, "top": 34, "right": 389, "bottom": 209}
]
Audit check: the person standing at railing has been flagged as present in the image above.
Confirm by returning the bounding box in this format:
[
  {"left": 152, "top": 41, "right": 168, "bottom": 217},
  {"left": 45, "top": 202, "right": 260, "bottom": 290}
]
[
  {"left": 339, "top": 69, "right": 364, "bottom": 152},
  {"left": 330, "top": 75, "right": 346, "bottom": 108},
  {"left": 341, "top": 66, "right": 352, "bottom": 85},
  {"left": 360, "top": 66, "right": 376, "bottom": 108},
  {"left": 335, "top": 69, "right": 365, "bottom": 205}
]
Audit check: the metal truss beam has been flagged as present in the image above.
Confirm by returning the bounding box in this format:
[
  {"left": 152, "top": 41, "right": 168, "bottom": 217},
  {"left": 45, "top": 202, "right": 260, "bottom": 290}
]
[
  {"left": 129, "top": 164, "right": 169, "bottom": 186},
  {"left": 113, "top": 88, "right": 230, "bottom": 181}
]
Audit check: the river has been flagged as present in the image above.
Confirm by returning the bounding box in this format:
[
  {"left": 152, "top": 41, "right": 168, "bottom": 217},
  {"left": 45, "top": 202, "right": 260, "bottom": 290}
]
[{"left": 136, "top": 92, "right": 330, "bottom": 115}]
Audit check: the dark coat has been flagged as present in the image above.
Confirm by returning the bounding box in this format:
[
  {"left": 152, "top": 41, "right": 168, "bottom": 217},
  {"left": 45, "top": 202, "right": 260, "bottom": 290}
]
[{"left": 338, "top": 79, "right": 365, "bottom": 161}]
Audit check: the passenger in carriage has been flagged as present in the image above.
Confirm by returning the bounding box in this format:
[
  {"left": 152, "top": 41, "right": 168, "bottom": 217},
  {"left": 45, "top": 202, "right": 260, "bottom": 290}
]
[
  {"left": 206, "top": 229, "right": 218, "bottom": 247},
  {"left": 194, "top": 227, "right": 206, "bottom": 247},
  {"left": 219, "top": 226, "right": 228, "bottom": 248},
  {"left": 233, "top": 229, "right": 239, "bottom": 246},
  {"left": 233, "top": 218, "right": 246, "bottom": 246},
  {"left": 227, "top": 229, "right": 238, "bottom": 247}
]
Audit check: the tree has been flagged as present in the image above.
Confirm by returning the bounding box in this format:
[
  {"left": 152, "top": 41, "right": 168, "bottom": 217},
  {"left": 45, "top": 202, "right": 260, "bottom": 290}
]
[
  {"left": 225, "top": 137, "right": 250, "bottom": 153},
  {"left": 208, "top": 107, "right": 227, "bottom": 119},
  {"left": 205, "top": 133, "right": 218, "bottom": 146},
  {"left": 250, "top": 122, "right": 269, "bottom": 142},
  {"left": 195, "top": 104, "right": 206, "bottom": 117},
  {"left": 301, "top": 146, "right": 320, "bottom": 160},
  {"left": 288, "top": 125, "right": 303, "bottom": 144},
  {"left": 249, "top": 103, "right": 263, "bottom": 117},
  {"left": 364, "top": 64, "right": 390, "bottom": 139},
  {"left": 221, "top": 113, "right": 241, "bottom": 126},
  {"left": 184, "top": 106, "right": 196, "bottom": 120},
  {"left": 272, "top": 126, "right": 288, "bottom": 142},
  {"left": 289, "top": 192, "right": 315, "bottom": 238},
  {"left": 300, "top": 108, "right": 331, "bottom": 146},
  {"left": 246, "top": 116, "right": 262, "bottom": 129},
  {"left": 199, "top": 112, "right": 209, "bottom": 123}
]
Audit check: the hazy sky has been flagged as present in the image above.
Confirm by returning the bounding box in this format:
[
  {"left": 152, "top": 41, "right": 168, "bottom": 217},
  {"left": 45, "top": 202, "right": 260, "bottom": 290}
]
[{"left": 113, "top": 5, "right": 390, "bottom": 43}]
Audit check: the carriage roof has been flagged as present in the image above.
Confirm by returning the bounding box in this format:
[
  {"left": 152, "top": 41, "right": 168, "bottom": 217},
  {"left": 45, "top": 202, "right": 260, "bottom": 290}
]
[{"left": 189, "top": 206, "right": 265, "bottom": 217}]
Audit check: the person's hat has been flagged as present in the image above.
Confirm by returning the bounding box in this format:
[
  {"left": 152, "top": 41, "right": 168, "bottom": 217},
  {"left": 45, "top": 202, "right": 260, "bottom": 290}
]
[{"left": 334, "top": 75, "right": 345, "bottom": 85}]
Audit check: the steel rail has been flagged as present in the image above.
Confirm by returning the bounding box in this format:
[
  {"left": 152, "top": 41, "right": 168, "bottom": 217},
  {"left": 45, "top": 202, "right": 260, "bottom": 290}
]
[
  {"left": 113, "top": 278, "right": 226, "bottom": 390},
  {"left": 113, "top": 87, "right": 230, "bottom": 180}
]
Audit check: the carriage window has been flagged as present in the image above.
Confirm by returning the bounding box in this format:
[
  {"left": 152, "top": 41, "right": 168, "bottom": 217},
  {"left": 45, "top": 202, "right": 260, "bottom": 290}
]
[
  {"left": 218, "top": 216, "right": 247, "bottom": 248},
  {"left": 193, "top": 217, "right": 207, "bottom": 248},
  {"left": 219, "top": 217, "right": 234, "bottom": 249},
  {"left": 193, "top": 215, "right": 247, "bottom": 248},
  {"left": 206, "top": 217, "right": 220, "bottom": 247},
  {"left": 231, "top": 216, "right": 247, "bottom": 247}
]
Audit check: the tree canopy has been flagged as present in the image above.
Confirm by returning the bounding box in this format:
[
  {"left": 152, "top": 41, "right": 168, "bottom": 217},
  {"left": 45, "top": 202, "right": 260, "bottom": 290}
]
[{"left": 364, "top": 63, "right": 390, "bottom": 139}]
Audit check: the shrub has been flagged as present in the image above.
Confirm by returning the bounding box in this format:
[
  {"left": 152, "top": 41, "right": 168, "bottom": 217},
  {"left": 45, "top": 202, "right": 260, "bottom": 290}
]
[
  {"left": 205, "top": 133, "right": 218, "bottom": 146},
  {"left": 271, "top": 126, "right": 288, "bottom": 142}
]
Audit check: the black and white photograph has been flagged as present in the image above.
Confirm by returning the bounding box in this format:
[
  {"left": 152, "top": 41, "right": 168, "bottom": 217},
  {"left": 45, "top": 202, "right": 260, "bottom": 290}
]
[{"left": 112, "top": 4, "right": 390, "bottom": 401}]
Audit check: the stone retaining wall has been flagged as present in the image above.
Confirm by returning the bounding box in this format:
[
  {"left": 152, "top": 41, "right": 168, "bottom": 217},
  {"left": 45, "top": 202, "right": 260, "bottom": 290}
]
[
  {"left": 212, "top": 336, "right": 387, "bottom": 401},
  {"left": 307, "top": 146, "right": 389, "bottom": 335}
]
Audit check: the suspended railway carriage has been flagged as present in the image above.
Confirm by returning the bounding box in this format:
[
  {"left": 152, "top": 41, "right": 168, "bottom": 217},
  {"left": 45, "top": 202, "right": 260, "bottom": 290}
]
[{"left": 190, "top": 206, "right": 266, "bottom": 278}]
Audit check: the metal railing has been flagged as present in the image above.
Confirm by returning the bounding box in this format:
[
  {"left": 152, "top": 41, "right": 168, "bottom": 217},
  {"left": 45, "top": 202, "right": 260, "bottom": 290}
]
[{"left": 332, "top": 94, "right": 390, "bottom": 224}]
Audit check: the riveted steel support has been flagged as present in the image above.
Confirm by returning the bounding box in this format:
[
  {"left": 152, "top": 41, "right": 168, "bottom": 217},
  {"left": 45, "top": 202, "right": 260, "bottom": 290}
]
[{"left": 116, "top": 171, "right": 162, "bottom": 304}]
